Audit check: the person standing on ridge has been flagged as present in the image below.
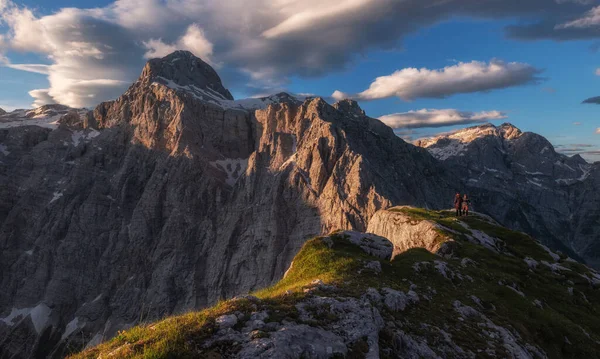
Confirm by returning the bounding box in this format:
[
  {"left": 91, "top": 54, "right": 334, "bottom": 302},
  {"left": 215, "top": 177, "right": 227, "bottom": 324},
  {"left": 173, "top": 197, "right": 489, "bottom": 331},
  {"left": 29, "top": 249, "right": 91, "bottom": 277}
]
[
  {"left": 462, "top": 194, "right": 470, "bottom": 216},
  {"left": 454, "top": 193, "right": 463, "bottom": 216}
]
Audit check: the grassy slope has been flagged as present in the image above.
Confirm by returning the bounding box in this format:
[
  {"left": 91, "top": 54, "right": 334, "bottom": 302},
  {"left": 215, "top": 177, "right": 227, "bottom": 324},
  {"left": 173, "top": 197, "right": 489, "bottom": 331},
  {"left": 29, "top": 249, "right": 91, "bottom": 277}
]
[{"left": 70, "top": 209, "right": 600, "bottom": 358}]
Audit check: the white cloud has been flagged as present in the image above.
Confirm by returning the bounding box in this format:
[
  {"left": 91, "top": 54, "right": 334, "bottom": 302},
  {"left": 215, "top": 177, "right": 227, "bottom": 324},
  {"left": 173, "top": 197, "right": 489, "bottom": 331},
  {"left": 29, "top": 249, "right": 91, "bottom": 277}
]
[
  {"left": 596, "top": 128, "right": 600, "bottom": 134},
  {"left": 596, "top": 68, "right": 600, "bottom": 76},
  {"left": 333, "top": 60, "right": 542, "bottom": 101},
  {"left": 0, "top": 0, "right": 597, "bottom": 108},
  {"left": 143, "top": 24, "right": 214, "bottom": 64},
  {"left": 28, "top": 89, "right": 56, "bottom": 108},
  {"left": 4, "top": 63, "right": 50, "bottom": 75},
  {"left": 378, "top": 109, "right": 507, "bottom": 129},
  {"left": 556, "top": 6, "right": 600, "bottom": 29}
]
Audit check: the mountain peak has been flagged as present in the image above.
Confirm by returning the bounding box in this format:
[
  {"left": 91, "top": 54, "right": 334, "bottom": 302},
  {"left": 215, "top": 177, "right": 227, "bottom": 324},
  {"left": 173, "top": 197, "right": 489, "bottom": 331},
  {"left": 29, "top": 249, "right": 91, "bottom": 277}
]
[
  {"left": 140, "top": 51, "right": 233, "bottom": 101},
  {"left": 498, "top": 122, "right": 522, "bottom": 140},
  {"left": 0, "top": 107, "right": 5, "bottom": 116},
  {"left": 333, "top": 99, "right": 365, "bottom": 117}
]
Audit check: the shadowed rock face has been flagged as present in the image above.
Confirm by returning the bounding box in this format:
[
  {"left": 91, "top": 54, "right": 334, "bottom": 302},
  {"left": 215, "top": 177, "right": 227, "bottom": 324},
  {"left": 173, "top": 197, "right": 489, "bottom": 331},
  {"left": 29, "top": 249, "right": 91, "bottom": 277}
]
[
  {"left": 0, "top": 52, "right": 453, "bottom": 357},
  {"left": 417, "top": 123, "right": 600, "bottom": 267}
]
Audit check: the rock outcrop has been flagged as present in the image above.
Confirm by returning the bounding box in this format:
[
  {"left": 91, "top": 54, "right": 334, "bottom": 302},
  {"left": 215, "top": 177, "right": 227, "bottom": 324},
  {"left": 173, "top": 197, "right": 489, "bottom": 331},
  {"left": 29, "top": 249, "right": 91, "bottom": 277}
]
[
  {"left": 367, "top": 207, "right": 453, "bottom": 257},
  {"left": 417, "top": 123, "right": 600, "bottom": 266},
  {"left": 71, "top": 208, "right": 600, "bottom": 359},
  {"left": 0, "top": 52, "right": 452, "bottom": 357}
]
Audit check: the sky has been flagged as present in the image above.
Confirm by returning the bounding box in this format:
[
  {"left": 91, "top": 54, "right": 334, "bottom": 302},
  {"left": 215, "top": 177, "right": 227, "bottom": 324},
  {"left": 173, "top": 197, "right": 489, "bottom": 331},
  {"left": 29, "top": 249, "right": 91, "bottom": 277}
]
[{"left": 0, "top": 0, "right": 599, "bottom": 162}]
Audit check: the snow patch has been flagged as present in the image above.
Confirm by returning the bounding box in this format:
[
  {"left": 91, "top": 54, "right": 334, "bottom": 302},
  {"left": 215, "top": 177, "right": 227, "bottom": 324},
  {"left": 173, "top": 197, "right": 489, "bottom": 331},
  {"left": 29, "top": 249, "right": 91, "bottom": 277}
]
[
  {"left": 62, "top": 317, "right": 84, "bottom": 340},
  {"left": 29, "top": 304, "right": 52, "bottom": 334},
  {"left": 210, "top": 158, "right": 248, "bottom": 186},
  {"left": 153, "top": 79, "right": 305, "bottom": 111},
  {"left": 0, "top": 144, "right": 9, "bottom": 156},
  {"left": 1, "top": 304, "right": 53, "bottom": 334},
  {"left": 71, "top": 129, "right": 100, "bottom": 146},
  {"left": 50, "top": 191, "right": 63, "bottom": 203}
]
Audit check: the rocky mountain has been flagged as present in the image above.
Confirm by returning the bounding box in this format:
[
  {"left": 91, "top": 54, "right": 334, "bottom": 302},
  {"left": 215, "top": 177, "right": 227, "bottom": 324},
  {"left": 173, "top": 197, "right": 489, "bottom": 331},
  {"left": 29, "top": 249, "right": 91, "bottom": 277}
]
[
  {"left": 0, "top": 51, "right": 453, "bottom": 358},
  {"left": 416, "top": 123, "right": 600, "bottom": 268},
  {"left": 0, "top": 104, "right": 84, "bottom": 129},
  {"left": 71, "top": 208, "right": 600, "bottom": 358}
]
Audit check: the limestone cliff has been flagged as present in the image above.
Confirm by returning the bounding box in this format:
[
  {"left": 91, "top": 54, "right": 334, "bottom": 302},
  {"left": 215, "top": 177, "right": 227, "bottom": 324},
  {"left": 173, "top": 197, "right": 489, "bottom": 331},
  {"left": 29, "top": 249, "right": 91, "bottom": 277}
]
[{"left": 0, "top": 52, "right": 452, "bottom": 357}]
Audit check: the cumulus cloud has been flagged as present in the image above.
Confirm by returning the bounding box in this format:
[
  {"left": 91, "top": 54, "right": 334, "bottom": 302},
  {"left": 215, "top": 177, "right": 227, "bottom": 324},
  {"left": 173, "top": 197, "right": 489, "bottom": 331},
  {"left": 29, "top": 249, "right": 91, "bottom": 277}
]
[
  {"left": 143, "top": 24, "right": 214, "bottom": 63},
  {"left": 333, "top": 60, "right": 542, "bottom": 102},
  {"left": 378, "top": 109, "right": 507, "bottom": 129},
  {"left": 596, "top": 68, "right": 600, "bottom": 75},
  {"left": 0, "top": 0, "right": 599, "bottom": 107},
  {"left": 582, "top": 96, "right": 600, "bottom": 104},
  {"left": 28, "top": 89, "right": 56, "bottom": 108},
  {"left": 596, "top": 128, "right": 600, "bottom": 134}
]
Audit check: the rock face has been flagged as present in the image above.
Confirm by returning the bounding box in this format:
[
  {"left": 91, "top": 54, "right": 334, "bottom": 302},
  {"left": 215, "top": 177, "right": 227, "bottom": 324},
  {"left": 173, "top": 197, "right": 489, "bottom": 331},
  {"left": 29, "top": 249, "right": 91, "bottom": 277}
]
[
  {"left": 0, "top": 104, "right": 84, "bottom": 129},
  {"left": 367, "top": 207, "right": 453, "bottom": 257},
  {"left": 416, "top": 123, "right": 600, "bottom": 266},
  {"left": 0, "top": 52, "right": 453, "bottom": 357},
  {"left": 71, "top": 209, "right": 600, "bottom": 359}
]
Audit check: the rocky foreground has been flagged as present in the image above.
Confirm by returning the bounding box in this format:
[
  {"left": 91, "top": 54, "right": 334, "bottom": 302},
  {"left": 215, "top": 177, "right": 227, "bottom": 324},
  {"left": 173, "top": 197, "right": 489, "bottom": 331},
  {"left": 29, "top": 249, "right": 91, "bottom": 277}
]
[{"left": 70, "top": 207, "right": 600, "bottom": 358}]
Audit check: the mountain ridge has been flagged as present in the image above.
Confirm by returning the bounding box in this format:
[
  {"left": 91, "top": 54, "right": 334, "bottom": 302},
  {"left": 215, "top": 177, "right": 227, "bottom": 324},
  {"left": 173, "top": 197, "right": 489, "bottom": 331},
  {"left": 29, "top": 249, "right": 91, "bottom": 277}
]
[
  {"left": 0, "top": 52, "right": 598, "bottom": 357},
  {"left": 70, "top": 207, "right": 600, "bottom": 359}
]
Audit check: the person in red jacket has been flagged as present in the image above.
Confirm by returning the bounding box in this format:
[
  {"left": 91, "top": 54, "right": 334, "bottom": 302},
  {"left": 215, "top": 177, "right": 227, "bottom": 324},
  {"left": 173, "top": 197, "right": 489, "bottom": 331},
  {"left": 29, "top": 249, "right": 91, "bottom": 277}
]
[
  {"left": 462, "top": 194, "right": 470, "bottom": 216},
  {"left": 454, "top": 193, "right": 463, "bottom": 216}
]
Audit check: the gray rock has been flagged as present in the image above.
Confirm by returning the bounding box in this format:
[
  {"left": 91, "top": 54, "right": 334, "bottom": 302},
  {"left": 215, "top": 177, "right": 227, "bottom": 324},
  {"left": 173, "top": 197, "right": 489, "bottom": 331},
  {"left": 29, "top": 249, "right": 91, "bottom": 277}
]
[
  {"left": 336, "top": 231, "right": 394, "bottom": 260},
  {"left": 215, "top": 314, "right": 238, "bottom": 329},
  {"left": 382, "top": 288, "right": 411, "bottom": 312},
  {"left": 237, "top": 323, "right": 347, "bottom": 358},
  {"left": 365, "top": 261, "right": 382, "bottom": 274},
  {"left": 367, "top": 208, "right": 454, "bottom": 258}
]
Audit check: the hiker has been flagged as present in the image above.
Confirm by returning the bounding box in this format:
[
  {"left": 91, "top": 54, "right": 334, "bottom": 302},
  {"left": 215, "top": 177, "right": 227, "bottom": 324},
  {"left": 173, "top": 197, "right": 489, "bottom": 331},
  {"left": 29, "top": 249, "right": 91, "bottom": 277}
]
[
  {"left": 454, "top": 193, "right": 463, "bottom": 216},
  {"left": 462, "top": 194, "right": 470, "bottom": 216}
]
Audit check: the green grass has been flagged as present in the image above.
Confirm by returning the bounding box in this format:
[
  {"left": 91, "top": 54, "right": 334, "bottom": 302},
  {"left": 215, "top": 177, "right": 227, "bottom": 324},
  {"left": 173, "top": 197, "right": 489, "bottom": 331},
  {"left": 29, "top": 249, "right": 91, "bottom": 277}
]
[{"left": 70, "top": 208, "right": 600, "bottom": 359}]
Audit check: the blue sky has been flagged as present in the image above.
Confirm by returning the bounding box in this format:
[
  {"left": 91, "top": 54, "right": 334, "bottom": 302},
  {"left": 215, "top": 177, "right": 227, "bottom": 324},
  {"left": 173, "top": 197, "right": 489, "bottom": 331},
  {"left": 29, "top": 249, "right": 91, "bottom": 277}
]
[{"left": 1, "top": 0, "right": 599, "bottom": 161}]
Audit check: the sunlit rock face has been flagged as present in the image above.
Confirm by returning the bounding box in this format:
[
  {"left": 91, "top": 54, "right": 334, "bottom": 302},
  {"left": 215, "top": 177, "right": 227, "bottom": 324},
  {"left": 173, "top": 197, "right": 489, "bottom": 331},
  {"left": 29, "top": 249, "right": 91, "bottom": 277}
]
[{"left": 0, "top": 51, "right": 452, "bottom": 357}]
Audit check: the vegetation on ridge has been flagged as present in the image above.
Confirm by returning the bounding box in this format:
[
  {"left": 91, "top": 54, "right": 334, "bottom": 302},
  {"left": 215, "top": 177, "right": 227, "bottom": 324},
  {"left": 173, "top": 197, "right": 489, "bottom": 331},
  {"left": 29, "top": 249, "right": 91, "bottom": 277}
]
[{"left": 70, "top": 209, "right": 600, "bottom": 359}]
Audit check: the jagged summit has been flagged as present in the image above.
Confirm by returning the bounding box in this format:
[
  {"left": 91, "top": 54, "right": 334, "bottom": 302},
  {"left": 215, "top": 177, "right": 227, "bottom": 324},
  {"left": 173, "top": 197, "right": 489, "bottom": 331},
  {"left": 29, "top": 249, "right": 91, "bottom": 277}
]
[
  {"left": 498, "top": 122, "right": 522, "bottom": 140},
  {"left": 141, "top": 50, "right": 233, "bottom": 101},
  {"left": 0, "top": 107, "right": 5, "bottom": 115},
  {"left": 416, "top": 122, "right": 523, "bottom": 149},
  {"left": 333, "top": 99, "right": 366, "bottom": 118}
]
